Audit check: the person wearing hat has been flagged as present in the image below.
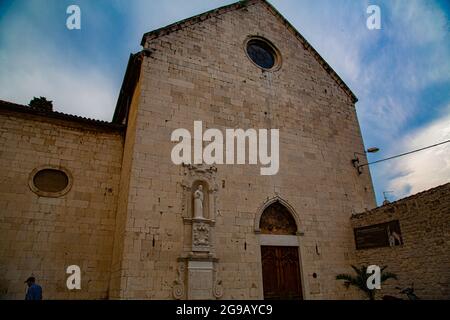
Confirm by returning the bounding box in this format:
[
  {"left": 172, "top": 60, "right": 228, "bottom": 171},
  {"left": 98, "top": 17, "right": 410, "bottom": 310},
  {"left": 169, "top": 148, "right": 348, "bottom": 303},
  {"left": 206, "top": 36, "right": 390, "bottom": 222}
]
[{"left": 24, "top": 276, "right": 42, "bottom": 300}]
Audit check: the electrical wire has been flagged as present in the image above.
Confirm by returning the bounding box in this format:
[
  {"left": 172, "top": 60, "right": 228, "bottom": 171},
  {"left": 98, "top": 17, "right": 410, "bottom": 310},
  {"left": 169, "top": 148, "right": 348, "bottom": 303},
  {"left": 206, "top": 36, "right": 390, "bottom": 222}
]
[{"left": 358, "top": 139, "right": 450, "bottom": 168}]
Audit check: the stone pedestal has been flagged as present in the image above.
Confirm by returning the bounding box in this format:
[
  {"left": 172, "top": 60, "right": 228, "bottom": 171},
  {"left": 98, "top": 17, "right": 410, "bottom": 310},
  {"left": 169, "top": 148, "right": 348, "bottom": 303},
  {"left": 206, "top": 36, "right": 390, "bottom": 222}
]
[
  {"left": 174, "top": 255, "right": 223, "bottom": 300},
  {"left": 187, "top": 260, "right": 214, "bottom": 300}
]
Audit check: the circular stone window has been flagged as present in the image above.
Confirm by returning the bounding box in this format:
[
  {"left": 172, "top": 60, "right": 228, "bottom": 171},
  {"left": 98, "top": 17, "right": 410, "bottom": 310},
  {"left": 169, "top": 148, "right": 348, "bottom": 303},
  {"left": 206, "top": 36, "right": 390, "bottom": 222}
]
[
  {"left": 245, "top": 37, "right": 281, "bottom": 71},
  {"left": 29, "top": 166, "right": 72, "bottom": 197}
]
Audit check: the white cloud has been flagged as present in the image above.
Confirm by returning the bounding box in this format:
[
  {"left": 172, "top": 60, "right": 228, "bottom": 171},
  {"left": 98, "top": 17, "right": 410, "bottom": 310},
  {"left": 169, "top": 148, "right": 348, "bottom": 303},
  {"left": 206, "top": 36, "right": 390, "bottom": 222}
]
[
  {"left": 389, "top": 0, "right": 449, "bottom": 46},
  {"left": 0, "top": 51, "right": 117, "bottom": 121},
  {"left": 0, "top": 1, "right": 118, "bottom": 121},
  {"left": 384, "top": 0, "right": 450, "bottom": 90},
  {"left": 384, "top": 110, "right": 450, "bottom": 198},
  {"left": 278, "top": 0, "right": 450, "bottom": 204},
  {"left": 273, "top": 0, "right": 449, "bottom": 152},
  {"left": 271, "top": 0, "right": 368, "bottom": 84}
]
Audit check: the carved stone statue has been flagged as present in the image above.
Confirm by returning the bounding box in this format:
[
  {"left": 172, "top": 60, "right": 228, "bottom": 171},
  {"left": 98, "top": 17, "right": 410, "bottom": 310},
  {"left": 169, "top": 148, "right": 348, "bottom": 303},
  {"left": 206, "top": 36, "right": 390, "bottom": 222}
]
[{"left": 193, "top": 185, "right": 204, "bottom": 219}]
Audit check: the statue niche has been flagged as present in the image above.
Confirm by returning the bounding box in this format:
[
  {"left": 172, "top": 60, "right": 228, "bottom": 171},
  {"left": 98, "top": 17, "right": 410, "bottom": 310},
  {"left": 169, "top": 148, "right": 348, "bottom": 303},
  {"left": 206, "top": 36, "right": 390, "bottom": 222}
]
[
  {"left": 193, "top": 185, "right": 204, "bottom": 219},
  {"left": 260, "top": 201, "right": 297, "bottom": 235},
  {"left": 176, "top": 165, "right": 222, "bottom": 300},
  {"left": 191, "top": 181, "right": 210, "bottom": 220},
  {"left": 190, "top": 180, "right": 212, "bottom": 253}
]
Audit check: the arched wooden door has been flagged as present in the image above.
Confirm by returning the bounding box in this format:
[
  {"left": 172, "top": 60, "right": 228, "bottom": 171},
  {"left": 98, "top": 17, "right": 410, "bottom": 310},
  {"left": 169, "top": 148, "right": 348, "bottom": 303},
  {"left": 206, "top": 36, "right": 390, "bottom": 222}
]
[{"left": 259, "top": 202, "right": 303, "bottom": 300}]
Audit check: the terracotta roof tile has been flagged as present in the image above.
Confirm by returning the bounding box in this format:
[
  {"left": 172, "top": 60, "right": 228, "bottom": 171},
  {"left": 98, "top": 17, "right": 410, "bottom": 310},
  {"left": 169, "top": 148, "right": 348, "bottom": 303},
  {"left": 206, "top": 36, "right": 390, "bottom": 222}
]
[{"left": 0, "top": 99, "right": 125, "bottom": 131}]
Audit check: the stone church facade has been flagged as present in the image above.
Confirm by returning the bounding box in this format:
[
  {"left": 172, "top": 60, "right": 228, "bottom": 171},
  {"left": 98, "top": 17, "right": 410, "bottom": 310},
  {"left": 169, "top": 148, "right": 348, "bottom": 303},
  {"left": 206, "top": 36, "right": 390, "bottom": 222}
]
[{"left": 1, "top": 0, "right": 378, "bottom": 300}]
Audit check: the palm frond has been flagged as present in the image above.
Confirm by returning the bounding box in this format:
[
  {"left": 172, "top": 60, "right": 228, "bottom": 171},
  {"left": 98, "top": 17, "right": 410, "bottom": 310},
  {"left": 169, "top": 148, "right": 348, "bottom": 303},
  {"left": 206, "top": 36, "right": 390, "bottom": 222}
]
[
  {"left": 337, "top": 273, "right": 366, "bottom": 291},
  {"left": 336, "top": 274, "right": 354, "bottom": 281},
  {"left": 336, "top": 265, "right": 398, "bottom": 300},
  {"left": 381, "top": 272, "right": 398, "bottom": 282},
  {"left": 350, "top": 265, "right": 363, "bottom": 275}
]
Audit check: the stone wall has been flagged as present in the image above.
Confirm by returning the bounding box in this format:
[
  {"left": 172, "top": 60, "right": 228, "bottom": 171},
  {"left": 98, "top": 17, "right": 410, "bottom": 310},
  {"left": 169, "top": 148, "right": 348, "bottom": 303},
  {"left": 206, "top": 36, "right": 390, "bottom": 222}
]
[
  {"left": 0, "top": 109, "right": 123, "bottom": 299},
  {"left": 351, "top": 183, "right": 450, "bottom": 300},
  {"left": 112, "top": 0, "right": 376, "bottom": 299},
  {"left": 108, "top": 73, "right": 143, "bottom": 299},
  {"left": 0, "top": 0, "right": 384, "bottom": 300}
]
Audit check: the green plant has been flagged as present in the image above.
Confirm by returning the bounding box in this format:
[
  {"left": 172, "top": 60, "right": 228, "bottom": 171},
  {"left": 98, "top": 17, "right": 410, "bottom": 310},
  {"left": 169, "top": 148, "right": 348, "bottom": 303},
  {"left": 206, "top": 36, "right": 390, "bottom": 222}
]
[
  {"left": 29, "top": 96, "right": 53, "bottom": 111},
  {"left": 336, "top": 265, "right": 397, "bottom": 300}
]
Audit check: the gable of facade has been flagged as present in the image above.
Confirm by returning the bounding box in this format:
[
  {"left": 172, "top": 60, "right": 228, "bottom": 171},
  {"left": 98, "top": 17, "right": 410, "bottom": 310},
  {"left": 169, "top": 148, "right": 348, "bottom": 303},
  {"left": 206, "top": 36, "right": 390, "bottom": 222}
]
[{"left": 108, "top": 0, "right": 376, "bottom": 300}]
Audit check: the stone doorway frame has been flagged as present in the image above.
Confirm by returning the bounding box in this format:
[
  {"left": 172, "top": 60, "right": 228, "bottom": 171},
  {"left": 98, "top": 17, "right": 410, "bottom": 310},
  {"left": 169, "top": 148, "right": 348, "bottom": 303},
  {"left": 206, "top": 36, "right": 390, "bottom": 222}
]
[{"left": 254, "top": 196, "right": 307, "bottom": 300}]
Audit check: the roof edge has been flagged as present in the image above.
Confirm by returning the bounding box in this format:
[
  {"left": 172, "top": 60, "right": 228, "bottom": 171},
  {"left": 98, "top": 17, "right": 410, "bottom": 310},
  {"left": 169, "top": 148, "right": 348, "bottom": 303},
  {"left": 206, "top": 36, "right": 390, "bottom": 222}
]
[
  {"left": 140, "top": 1, "right": 246, "bottom": 46},
  {"left": 139, "top": 0, "right": 358, "bottom": 103},
  {"left": 112, "top": 50, "right": 148, "bottom": 125},
  {"left": 351, "top": 182, "right": 450, "bottom": 219},
  {"left": 261, "top": 0, "right": 358, "bottom": 103},
  {"left": 0, "top": 100, "right": 125, "bottom": 132}
]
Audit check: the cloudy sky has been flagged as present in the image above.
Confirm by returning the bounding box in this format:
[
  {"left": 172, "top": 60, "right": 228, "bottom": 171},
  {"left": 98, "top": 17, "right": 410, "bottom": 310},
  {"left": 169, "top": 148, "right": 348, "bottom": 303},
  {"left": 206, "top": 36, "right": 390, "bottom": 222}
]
[{"left": 0, "top": 0, "right": 449, "bottom": 205}]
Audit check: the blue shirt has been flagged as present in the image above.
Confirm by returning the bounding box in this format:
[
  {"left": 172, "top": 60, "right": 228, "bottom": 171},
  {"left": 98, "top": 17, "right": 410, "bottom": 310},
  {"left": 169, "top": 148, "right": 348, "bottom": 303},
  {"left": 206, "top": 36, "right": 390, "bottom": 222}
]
[{"left": 25, "top": 284, "right": 42, "bottom": 300}]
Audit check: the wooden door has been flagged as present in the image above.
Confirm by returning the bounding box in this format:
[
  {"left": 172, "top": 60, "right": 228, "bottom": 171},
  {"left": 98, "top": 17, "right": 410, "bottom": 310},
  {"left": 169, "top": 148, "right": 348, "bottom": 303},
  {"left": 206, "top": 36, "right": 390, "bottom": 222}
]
[{"left": 261, "top": 246, "right": 303, "bottom": 300}]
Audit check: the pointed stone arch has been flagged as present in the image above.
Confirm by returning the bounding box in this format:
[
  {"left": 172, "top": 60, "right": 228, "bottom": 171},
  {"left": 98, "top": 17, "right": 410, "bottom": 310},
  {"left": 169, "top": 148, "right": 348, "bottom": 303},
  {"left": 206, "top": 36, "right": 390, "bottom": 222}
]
[{"left": 254, "top": 196, "right": 302, "bottom": 235}]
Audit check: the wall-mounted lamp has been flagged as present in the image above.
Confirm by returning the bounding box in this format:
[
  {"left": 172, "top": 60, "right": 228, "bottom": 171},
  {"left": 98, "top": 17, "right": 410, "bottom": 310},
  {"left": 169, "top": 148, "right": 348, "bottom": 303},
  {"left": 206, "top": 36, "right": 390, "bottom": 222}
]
[
  {"left": 352, "top": 140, "right": 450, "bottom": 176},
  {"left": 352, "top": 147, "right": 380, "bottom": 174}
]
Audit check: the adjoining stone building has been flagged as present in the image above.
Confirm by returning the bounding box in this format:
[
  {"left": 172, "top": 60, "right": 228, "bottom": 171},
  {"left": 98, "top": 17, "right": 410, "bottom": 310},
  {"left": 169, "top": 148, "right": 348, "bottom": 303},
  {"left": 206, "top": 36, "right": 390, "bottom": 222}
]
[
  {"left": 0, "top": 101, "right": 124, "bottom": 299},
  {"left": 0, "top": 0, "right": 447, "bottom": 300},
  {"left": 351, "top": 183, "right": 450, "bottom": 300}
]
